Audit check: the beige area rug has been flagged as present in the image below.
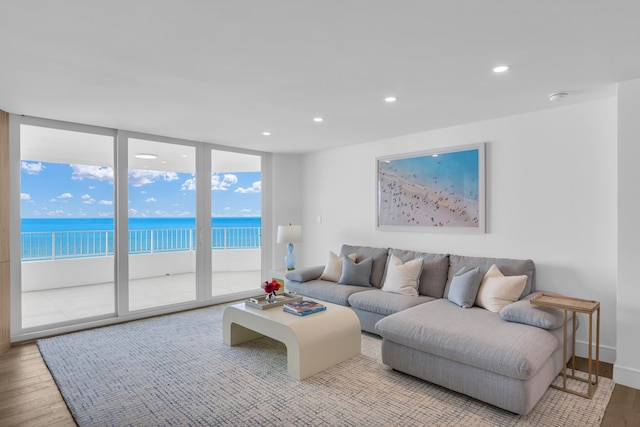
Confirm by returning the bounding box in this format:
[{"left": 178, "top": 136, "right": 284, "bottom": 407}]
[{"left": 38, "top": 304, "right": 614, "bottom": 426}]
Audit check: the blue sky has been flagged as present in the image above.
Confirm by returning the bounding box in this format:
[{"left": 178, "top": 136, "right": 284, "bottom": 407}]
[{"left": 20, "top": 161, "right": 261, "bottom": 218}]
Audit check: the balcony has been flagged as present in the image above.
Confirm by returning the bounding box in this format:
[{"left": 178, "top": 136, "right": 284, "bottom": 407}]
[{"left": 20, "top": 227, "right": 263, "bottom": 329}]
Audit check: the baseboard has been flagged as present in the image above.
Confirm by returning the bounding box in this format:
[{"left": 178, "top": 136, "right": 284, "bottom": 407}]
[
  {"left": 574, "top": 340, "right": 616, "bottom": 364},
  {"left": 613, "top": 364, "right": 640, "bottom": 390}
]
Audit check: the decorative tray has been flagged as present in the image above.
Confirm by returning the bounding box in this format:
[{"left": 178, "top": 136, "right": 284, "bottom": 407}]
[{"left": 244, "top": 293, "right": 303, "bottom": 310}]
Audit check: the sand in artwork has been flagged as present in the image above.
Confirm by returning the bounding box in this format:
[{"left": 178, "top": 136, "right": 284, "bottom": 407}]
[{"left": 378, "top": 151, "right": 480, "bottom": 228}]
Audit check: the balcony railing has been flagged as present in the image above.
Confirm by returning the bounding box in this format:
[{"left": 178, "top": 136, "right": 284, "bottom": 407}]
[{"left": 20, "top": 227, "right": 262, "bottom": 261}]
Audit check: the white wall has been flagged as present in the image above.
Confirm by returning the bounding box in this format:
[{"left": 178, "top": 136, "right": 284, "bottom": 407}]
[
  {"left": 616, "top": 78, "right": 640, "bottom": 389},
  {"left": 300, "top": 98, "right": 618, "bottom": 362},
  {"left": 269, "top": 154, "right": 304, "bottom": 271},
  {"left": 22, "top": 249, "right": 260, "bottom": 291}
]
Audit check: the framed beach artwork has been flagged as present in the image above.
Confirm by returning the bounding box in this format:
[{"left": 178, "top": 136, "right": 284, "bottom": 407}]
[{"left": 376, "top": 143, "right": 485, "bottom": 233}]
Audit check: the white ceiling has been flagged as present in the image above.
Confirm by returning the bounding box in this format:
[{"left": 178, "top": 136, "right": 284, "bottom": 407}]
[{"left": 1, "top": 1, "right": 639, "bottom": 154}]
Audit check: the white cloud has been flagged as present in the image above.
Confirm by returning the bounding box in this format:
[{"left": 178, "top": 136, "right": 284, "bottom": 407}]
[
  {"left": 21, "top": 161, "right": 45, "bottom": 175},
  {"left": 89, "top": 186, "right": 96, "bottom": 190},
  {"left": 58, "top": 193, "right": 73, "bottom": 199},
  {"left": 81, "top": 194, "right": 91, "bottom": 199},
  {"left": 235, "top": 181, "right": 261, "bottom": 194},
  {"left": 129, "top": 169, "right": 179, "bottom": 187},
  {"left": 212, "top": 174, "right": 238, "bottom": 191},
  {"left": 225, "top": 206, "right": 231, "bottom": 210},
  {"left": 70, "top": 164, "right": 114, "bottom": 182},
  {"left": 181, "top": 178, "right": 196, "bottom": 191},
  {"left": 82, "top": 198, "right": 96, "bottom": 204},
  {"left": 146, "top": 197, "right": 157, "bottom": 203},
  {"left": 20, "top": 193, "right": 31, "bottom": 200},
  {"left": 99, "top": 200, "right": 113, "bottom": 205},
  {"left": 240, "top": 209, "right": 252, "bottom": 213},
  {"left": 47, "top": 209, "right": 64, "bottom": 216}
]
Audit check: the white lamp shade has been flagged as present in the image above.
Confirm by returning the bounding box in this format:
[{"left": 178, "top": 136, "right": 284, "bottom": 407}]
[{"left": 277, "top": 225, "right": 302, "bottom": 244}]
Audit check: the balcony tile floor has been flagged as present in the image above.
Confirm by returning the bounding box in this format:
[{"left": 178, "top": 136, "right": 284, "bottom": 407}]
[{"left": 22, "top": 270, "right": 261, "bottom": 329}]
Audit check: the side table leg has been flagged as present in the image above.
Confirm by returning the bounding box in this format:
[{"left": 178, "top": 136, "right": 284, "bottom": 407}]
[
  {"left": 587, "top": 311, "right": 593, "bottom": 397},
  {"left": 571, "top": 312, "right": 576, "bottom": 376},
  {"left": 563, "top": 309, "right": 568, "bottom": 389},
  {"left": 596, "top": 306, "right": 600, "bottom": 385}
]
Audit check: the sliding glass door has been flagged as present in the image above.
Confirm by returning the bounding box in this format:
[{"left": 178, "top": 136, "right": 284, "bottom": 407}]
[
  {"left": 127, "top": 138, "right": 197, "bottom": 311},
  {"left": 210, "top": 149, "right": 262, "bottom": 297},
  {"left": 12, "top": 115, "right": 266, "bottom": 339},
  {"left": 19, "top": 123, "right": 116, "bottom": 328}
]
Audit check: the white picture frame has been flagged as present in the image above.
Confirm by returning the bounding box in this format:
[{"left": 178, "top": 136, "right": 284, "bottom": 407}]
[{"left": 376, "top": 143, "right": 486, "bottom": 233}]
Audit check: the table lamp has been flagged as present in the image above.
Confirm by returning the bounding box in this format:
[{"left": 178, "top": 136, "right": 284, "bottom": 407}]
[{"left": 277, "top": 224, "right": 302, "bottom": 270}]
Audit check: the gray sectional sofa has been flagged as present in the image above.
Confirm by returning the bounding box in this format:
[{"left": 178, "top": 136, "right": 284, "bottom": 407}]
[{"left": 284, "top": 244, "right": 573, "bottom": 415}]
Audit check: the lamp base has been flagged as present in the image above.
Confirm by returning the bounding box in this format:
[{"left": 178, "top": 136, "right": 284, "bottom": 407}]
[{"left": 285, "top": 243, "right": 296, "bottom": 270}]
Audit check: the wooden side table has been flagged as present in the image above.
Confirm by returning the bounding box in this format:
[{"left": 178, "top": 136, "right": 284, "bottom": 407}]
[{"left": 530, "top": 293, "right": 600, "bottom": 398}]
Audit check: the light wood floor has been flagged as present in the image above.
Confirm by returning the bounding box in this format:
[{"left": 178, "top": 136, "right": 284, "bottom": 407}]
[{"left": 1, "top": 343, "right": 638, "bottom": 426}]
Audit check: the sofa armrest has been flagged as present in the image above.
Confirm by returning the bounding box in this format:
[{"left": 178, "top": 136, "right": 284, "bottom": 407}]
[{"left": 285, "top": 265, "right": 324, "bottom": 282}]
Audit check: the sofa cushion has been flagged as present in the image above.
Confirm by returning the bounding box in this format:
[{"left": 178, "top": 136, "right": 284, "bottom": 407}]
[
  {"left": 375, "top": 299, "right": 559, "bottom": 380},
  {"left": 500, "top": 299, "right": 566, "bottom": 330},
  {"left": 319, "top": 251, "right": 357, "bottom": 282},
  {"left": 386, "top": 249, "right": 449, "bottom": 298},
  {"left": 348, "top": 289, "right": 435, "bottom": 316},
  {"left": 340, "top": 245, "right": 389, "bottom": 288},
  {"left": 475, "top": 264, "right": 527, "bottom": 312},
  {"left": 285, "top": 279, "right": 371, "bottom": 306},
  {"left": 381, "top": 254, "right": 423, "bottom": 296},
  {"left": 338, "top": 256, "right": 373, "bottom": 287},
  {"left": 445, "top": 255, "right": 535, "bottom": 299},
  {"left": 447, "top": 266, "right": 482, "bottom": 308}
]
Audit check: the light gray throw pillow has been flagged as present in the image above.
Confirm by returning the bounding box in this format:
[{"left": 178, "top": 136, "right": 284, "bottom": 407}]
[
  {"left": 448, "top": 266, "right": 482, "bottom": 308},
  {"left": 500, "top": 299, "right": 565, "bottom": 330},
  {"left": 338, "top": 255, "right": 373, "bottom": 287}
]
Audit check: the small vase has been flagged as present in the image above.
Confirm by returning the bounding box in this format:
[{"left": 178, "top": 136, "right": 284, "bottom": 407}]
[{"left": 265, "top": 293, "right": 277, "bottom": 303}]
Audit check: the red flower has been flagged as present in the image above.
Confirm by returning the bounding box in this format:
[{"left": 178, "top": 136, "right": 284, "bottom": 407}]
[
  {"left": 264, "top": 281, "right": 275, "bottom": 294},
  {"left": 263, "top": 280, "right": 281, "bottom": 295}
]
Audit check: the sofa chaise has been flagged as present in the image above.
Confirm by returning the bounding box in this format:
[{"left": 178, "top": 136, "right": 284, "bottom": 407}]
[{"left": 284, "top": 244, "right": 573, "bottom": 415}]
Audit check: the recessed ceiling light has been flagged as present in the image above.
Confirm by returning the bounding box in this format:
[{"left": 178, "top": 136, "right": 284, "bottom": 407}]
[
  {"left": 493, "top": 65, "right": 510, "bottom": 73},
  {"left": 181, "top": 154, "right": 188, "bottom": 158},
  {"left": 313, "top": 117, "right": 324, "bottom": 122},
  {"left": 135, "top": 153, "right": 157, "bottom": 159},
  {"left": 384, "top": 96, "right": 397, "bottom": 103},
  {"left": 262, "top": 131, "right": 271, "bottom": 136}
]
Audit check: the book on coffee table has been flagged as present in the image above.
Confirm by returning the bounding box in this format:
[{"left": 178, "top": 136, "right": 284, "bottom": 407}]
[{"left": 283, "top": 300, "right": 326, "bottom": 316}]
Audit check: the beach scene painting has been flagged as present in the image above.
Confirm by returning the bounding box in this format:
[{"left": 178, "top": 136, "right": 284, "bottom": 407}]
[{"left": 377, "top": 143, "right": 485, "bottom": 232}]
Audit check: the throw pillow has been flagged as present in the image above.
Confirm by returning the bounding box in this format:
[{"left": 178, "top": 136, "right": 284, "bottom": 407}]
[
  {"left": 319, "top": 251, "right": 357, "bottom": 282},
  {"left": 447, "top": 266, "right": 482, "bottom": 308},
  {"left": 500, "top": 299, "right": 566, "bottom": 330},
  {"left": 338, "top": 255, "right": 373, "bottom": 287},
  {"left": 381, "top": 254, "right": 424, "bottom": 296},
  {"left": 475, "top": 264, "right": 527, "bottom": 312}
]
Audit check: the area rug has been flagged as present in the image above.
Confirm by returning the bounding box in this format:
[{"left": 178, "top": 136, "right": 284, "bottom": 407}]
[{"left": 37, "top": 304, "right": 614, "bottom": 426}]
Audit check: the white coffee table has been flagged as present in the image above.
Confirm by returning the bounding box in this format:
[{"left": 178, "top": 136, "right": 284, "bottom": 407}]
[{"left": 223, "top": 299, "right": 361, "bottom": 380}]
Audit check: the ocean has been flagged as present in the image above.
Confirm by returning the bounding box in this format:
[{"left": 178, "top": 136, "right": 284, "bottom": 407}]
[{"left": 21, "top": 217, "right": 261, "bottom": 232}]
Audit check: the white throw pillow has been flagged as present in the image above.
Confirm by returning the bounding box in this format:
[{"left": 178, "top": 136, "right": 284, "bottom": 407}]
[
  {"left": 319, "top": 251, "right": 357, "bottom": 282},
  {"left": 381, "top": 254, "right": 423, "bottom": 296},
  {"left": 475, "top": 264, "right": 527, "bottom": 312}
]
